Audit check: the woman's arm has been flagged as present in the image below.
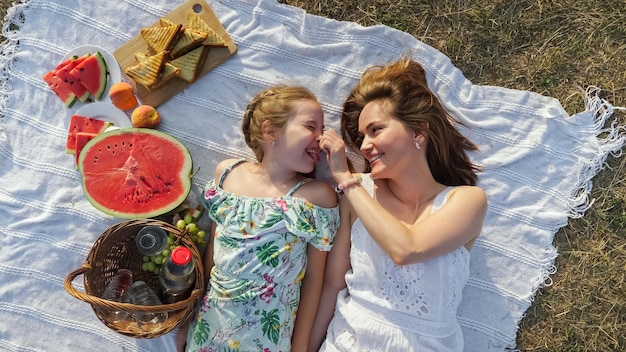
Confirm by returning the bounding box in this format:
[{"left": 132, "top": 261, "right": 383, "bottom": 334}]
[
  {"left": 341, "top": 182, "right": 487, "bottom": 265},
  {"left": 291, "top": 245, "right": 327, "bottom": 351},
  {"left": 320, "top": 129, "right": 487, "bottom": 266},
  {"left": 308, "top": 197, "right": 353, "bottom": 351}
]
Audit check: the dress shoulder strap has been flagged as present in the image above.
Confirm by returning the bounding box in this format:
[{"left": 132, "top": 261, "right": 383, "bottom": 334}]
[
  {"left": 286, "top": 178, "right": 313, "bottom": 196},
  {"left": 218, "top": 159, "right": 246, "bottom": 188},
  {"left": 431, "top": 186, "right": 455, "bottom": 213}
]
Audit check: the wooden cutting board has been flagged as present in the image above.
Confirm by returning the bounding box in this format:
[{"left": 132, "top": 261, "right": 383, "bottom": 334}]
[{"left": 113, "top": 0, "right": 237, "bottom": 107}]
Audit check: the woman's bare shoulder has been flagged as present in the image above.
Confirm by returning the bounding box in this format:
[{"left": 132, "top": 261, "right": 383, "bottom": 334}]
[{"left": 447, "top": 185, "right": 488, "bottom": 210}]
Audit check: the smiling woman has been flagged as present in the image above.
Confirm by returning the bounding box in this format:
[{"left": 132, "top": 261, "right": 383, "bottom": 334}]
[{"left": 312, "top": 58, "right": 487, "bottom": 352}]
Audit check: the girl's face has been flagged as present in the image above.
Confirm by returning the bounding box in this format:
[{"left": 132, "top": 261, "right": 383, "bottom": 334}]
[
  {"left": 275, "top": 99, "right": 325, "bottom": 174},
  {"left": 358, "top": 101, "right": 415, "bottom": 177}
]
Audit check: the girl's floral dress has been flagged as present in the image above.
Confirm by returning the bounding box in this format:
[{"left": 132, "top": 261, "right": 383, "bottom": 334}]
[{"left": 186, "top": 159, "right": 340, "bottom": 352}]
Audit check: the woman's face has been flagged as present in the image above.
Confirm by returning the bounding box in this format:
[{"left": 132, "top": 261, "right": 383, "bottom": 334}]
[
  {"left": 275, "top": 99, "right": 325, "bottom": 173},
  {"left": 358, "top": 101, "right": 415, "bottom": 177}
]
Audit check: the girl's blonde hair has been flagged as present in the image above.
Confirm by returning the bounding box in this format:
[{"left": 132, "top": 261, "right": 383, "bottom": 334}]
[
  {"left": 242, "top": 85, "right": 318, "bottom": 161},
  {"left": 341, "top": 58, "right": 481, "bottom": 186}
]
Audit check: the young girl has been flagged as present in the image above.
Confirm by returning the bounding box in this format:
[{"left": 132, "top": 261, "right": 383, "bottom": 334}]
[{"left": 178, "top": 85, "right": 340, "bottom": 351}]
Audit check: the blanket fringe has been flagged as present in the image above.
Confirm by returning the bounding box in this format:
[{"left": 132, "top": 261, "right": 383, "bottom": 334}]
[
  {"left": 521, "top": 86, "right": 626, "bottom": 343},
  {"left": 567, "top": 86, "right": 626, "bottom": 218},
  {"left": 0, "top": 0, "right": 29, "bottom": 119}
]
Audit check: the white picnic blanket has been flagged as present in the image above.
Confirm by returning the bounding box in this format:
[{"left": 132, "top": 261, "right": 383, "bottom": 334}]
[{"left": 0, "top": 0, "right": 623, "bottom": 351}]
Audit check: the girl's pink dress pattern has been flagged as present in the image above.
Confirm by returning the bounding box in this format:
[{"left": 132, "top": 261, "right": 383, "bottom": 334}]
[
  {"left": 321, "top": 174, "right": 470, "bottom": 352},
  {"left": 187, "top": 159, "right": 340, "bottom": 351}
]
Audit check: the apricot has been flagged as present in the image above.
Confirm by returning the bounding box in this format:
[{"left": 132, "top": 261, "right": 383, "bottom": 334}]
[
  {"left": 131, "top": 104, "right": 161, "bottom": 128},
  {"left": 109, "top": 82, "right": 138, "bottom": 110}
]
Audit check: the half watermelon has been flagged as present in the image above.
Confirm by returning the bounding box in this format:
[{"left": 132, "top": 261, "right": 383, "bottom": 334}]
[{"left": 78, "top": 128, "right": 193, "bottom": 219}]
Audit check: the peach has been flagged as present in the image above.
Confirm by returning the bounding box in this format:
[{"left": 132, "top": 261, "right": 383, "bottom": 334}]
[
  {"left": 109, "top": 82, "right": 138, "bottom": 110},
  {"left": 131, "top": 104, "right": 161, "bottom": 128}
]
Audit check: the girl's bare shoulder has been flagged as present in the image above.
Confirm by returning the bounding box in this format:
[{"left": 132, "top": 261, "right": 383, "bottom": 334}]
[{"left": 295, "top": 179, "right": 338, "bottom": 209}]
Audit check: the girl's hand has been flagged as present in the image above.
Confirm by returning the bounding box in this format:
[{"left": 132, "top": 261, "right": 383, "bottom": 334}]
[
  {"left": 175, "top": 323, "right": 189, "bottom": 352},
  {"left": 319, "top": 129, "right": 352, "bottom": 183}
]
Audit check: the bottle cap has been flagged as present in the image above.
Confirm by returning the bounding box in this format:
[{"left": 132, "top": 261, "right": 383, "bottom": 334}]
[
  {"left": 171, "top": 246, "right": 192, "bottom": 266},
  {"left": 136, "top": 226, "right": 168, "bottom": 255}
]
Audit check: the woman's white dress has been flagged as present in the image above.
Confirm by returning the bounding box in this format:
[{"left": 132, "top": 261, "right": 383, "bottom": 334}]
[{"left": 320, "top": 174, "right": 470, "bottom": 352}]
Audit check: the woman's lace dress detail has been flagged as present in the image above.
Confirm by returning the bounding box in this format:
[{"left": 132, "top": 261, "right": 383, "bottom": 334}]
[{"left": 321, "top": 174, "right": 470, "bottom": 352}]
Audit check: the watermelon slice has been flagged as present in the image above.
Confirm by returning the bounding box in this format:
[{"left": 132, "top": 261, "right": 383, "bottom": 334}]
[
  {"left": 69, "top": 51, "right": 108, "bottom": 100},
  {"left": 42, "top": 70, "right": 76, "bottom": 108},
  {"left": 55, "top": 56, "right": 78, "bottom": 70},
  {"left": 56, "top": 54, "right": 91, "bottom": 103},
  {"left": 66, "top": 114, "right": 112, "bottom": 154},
  {"left": 78, "top": 128, "right": 193, "bottom": 219},
  {"left": 74, "top": 132, "right": 98, "bottom": 168}
]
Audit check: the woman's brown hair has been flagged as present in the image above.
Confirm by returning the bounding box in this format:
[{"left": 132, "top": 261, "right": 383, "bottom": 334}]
[{"left": 341, "top": 58, "right": 480, "bottom": 186}]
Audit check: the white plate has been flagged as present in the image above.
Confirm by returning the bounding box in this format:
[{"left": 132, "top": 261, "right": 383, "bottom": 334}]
[
  {"left": 62, "top": 45, "right": 122, "bottom": 112},
  {"left": 69, "top": 102, "right": 133, "bottom": 128}
]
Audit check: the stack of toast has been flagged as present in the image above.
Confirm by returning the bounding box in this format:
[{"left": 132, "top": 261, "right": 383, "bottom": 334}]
[{"left": 125, "top": 11, "right": 227, "bottom": 90}]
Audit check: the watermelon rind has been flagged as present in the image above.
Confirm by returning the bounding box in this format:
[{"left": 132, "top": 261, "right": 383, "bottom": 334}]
[
  {"left": 78, "top": 128, "right": 193, "bottom": 219},
  {"left": 91, "top": 52, "right": 109, "bottom": 100}
]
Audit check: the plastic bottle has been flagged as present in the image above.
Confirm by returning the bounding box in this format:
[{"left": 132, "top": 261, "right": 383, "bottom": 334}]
[
  {"left": 159, "top": 246, "right": 195, "bottom": 303},
  {"left": 136, "top": 226, "right": 168, "bottom": 256},
  {"left": 130, "top": 281, "right": 168, "bottom": 332},
  {"left": 97, "top": 268, "right": 133, "bottom": 323}
]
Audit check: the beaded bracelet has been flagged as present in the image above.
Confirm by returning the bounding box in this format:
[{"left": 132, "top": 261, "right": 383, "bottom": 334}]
[{"left": 334, "top": 176, "right": 362, "bottom": 196}]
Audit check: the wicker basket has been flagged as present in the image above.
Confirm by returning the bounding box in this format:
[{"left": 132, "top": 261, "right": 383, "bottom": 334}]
[{"left": 64, "top": 218, "right": 205, "bottom": 338}]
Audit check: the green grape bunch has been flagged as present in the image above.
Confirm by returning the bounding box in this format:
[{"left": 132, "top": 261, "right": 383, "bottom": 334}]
[{"left": 141, "top": 206, "right": 207, "bottom": 275}]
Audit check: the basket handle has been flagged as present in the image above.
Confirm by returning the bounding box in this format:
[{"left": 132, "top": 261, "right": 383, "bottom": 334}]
[
  {"left": 64, "top": 263, "right": 203, "bottom": 313},
  {"left": 64, "top": 263, "right": 94, "bottom": 302}
]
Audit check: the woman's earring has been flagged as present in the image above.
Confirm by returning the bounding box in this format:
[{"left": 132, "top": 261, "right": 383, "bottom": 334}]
[
  {"left": 415, "top": 142, "right": 421, "bottom": 150},
  {"left": 272, "top": 140, "right": 276, "bottom": 147}
]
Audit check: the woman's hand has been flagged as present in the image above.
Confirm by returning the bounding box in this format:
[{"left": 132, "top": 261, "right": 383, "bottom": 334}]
[{"left": 319, "top": 129, "right": 352, "bottom": 183}]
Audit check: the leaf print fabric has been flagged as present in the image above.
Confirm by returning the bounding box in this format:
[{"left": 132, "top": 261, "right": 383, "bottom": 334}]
[{"left": 186, "top": 161, "right": 340, "bottom": 351}]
